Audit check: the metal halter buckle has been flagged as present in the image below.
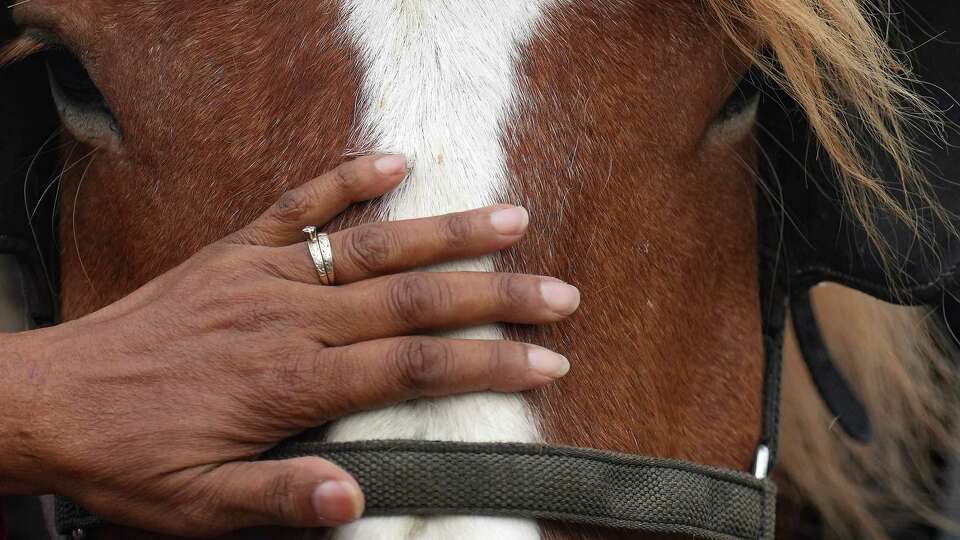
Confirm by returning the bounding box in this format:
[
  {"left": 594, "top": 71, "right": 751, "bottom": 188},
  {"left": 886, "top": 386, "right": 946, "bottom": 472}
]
[{"left": 753, "top": 444, "right": 771, "bottom": 480}]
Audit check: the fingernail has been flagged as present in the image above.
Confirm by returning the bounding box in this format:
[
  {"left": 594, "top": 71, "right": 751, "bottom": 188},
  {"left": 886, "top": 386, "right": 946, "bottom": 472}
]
[
  {"left": 528, "top": 347, "right": 570, "bottom": 378},
  {"left": 490, "top": 206, "right": 529, "bottom": 236},
  {"left": 540, "top": 281, "right": 580, "bottom": 315},
  {"left": 374, "top": 155, "right": 407, "bottom": 175},
  {"left": 313, "top": 480, "right": 364, "bottom": 523}
]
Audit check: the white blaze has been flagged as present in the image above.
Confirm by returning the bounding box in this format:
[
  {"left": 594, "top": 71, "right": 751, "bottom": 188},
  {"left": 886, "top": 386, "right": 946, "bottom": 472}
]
[{"left": 329, "top": 1, "right": 557, "bottom": 539}]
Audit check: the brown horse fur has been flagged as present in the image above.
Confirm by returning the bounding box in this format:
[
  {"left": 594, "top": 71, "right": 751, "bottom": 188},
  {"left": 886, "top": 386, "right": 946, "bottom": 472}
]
[{"left": 2, "top": 1, "right": 954, "bottom": 539}]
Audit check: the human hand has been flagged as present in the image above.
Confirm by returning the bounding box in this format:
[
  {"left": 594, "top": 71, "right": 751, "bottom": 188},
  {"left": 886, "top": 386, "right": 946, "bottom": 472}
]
[{"left": 0, "top": 155, "right": 579, "bottom": 536}]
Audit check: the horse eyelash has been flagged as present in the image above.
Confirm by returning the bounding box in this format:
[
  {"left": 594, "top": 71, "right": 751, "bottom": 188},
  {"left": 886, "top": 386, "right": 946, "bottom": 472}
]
[
  {"left": 0, "top": 36, "right": 43, "bottom": 64},
  {"left": 0, "top": 28, "right": 61, "bottom": 66}
]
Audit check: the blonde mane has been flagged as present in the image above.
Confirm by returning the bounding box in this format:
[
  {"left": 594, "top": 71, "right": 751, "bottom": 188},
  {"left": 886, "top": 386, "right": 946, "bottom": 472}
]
[
  {"left": 708, "top": 0, "right": 939, "bottom": 248},
  {"left": 706, "top": 1, "right": 958, "bottom": 537}
]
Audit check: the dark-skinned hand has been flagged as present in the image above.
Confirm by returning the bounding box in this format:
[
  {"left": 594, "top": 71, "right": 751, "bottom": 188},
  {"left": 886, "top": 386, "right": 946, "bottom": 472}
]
[{"left": 0, "top": 155, "right": 579, "bottom": 537}]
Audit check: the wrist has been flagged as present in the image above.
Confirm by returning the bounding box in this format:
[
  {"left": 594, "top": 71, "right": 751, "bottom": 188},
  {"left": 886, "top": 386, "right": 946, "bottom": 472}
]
[{"left": 0, "top": 327, "right": 61, "bottom": 494}]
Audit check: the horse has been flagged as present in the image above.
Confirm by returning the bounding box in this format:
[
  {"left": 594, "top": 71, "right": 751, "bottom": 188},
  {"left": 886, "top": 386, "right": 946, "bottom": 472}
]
[{"left": 2, "top": 1, "right": 957, "bottom": 539}]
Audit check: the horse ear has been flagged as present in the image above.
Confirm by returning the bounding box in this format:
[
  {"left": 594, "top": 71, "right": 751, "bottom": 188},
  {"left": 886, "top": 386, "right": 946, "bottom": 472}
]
[{"left": 759, "top": 0, "right": 960, "bottom": 305}]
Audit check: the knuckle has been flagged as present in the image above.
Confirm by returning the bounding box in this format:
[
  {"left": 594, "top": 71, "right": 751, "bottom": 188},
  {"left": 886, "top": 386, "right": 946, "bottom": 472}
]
[
  {"left": 204, "top": 243, "right": 251, "bottom": 271},
  {"left": 250, "top": 349, "right": 326, "bottom": 424},
  {"left": 197, "top": 241, "right": 234, "bottom": 264},
  {"left": 247, "top": 253, "right": 285, "bottom": 279},
  {"left": 309, "top": 306, "right": 353, "bottom": 348},
  {"left": 176, "top": 487, "right": 231, "bottom": 536},
  {"left": 272, "top": 355, "right": 311, "bottom": 399},
  {"left": 264, "top": 469, "right": 303, "bottom": 523},
  {"left": 442, "top": 213, "right": 473, "bottom": 248},
  {"left": 386, "top": 274, "right": 449, "bottom": 324},
  {"left": 305, "top": 349, "right": 356, "bottom": 413},
  {"left": 234, "top": 304, "right": 280, "bottom": 332},
  {"left": 227, "top": 294, "right": 290, "bottom": 333},
  {"left": 497, "top": 274, "right": 528, "bottom": 306},
  {"left": 392, "top": 338, "right": 453, "bottom": 393},
  {"left": 331, "top": 162, "right": 360, "bottom": 194},
  {"left": 220, "top": 228, "right": 254, "bottom": 245},
  {"left": 272, "top": 187, "right": 311, "bottom": 223},
  {"left": 346, "top": 226, "right": 396, "bottom": 274},
  {"left": 189, "top": 246, "right": 267, "bottom": 294},
  {"left": 487, "top": 342, "right": 509, "bottom": 379}
]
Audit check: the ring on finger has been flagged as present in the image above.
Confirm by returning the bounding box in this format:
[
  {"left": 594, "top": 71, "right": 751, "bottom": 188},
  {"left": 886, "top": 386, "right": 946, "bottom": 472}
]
[{"left": 302, "top": 225, "right": 337, "bottom": 286}]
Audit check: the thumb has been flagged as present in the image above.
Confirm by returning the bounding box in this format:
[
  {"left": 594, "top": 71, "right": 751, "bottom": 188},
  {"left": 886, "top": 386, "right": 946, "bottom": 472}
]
[{"left": 209, "top": 457, "right": 365, "bottom": 530}]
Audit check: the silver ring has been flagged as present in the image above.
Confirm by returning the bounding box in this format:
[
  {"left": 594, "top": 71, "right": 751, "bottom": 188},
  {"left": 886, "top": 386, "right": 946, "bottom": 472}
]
[{"left": 302, "top": 225, "right": 336, "bottom": 286}]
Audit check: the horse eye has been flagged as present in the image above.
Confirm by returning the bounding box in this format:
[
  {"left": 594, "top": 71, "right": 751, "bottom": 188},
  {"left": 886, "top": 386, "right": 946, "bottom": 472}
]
[
  {"left": 713, "top": 76, "right": 761, "bottom": 125},
  {"left": 45, "top": 48, "right": 120, "bottom": 146},
  {"left": 718, "top": 92, "right": 758, "bottom": 123},
  {"left": 707, "top": 76, "right": 761, "bottom": 140}
]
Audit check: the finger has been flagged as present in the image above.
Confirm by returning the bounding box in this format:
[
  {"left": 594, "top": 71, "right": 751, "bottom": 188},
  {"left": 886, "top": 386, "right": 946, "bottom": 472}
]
[
  {"left": 227, "top": 154, "right": 409, "bottom": 246},
  {"left": 308, "top": 337, "right": 571, "bottom": 417},
  {"left": 274, "top": 205, "right": 529, "bottom": 284},
  {"left": 319, "top": 273, "right": 580, "bottom": 345},
  {"left": 205, "top": 458, "right": 364, "bottom": 530}
]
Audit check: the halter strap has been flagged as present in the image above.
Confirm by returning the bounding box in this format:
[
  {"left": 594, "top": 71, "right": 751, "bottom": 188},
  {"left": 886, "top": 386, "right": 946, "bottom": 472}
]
[
  {"left": 55, "top": 134, "right": 791, "bottom": 540},
  {"left": 56, "top": 440, "right": 776, "bottom": 540},
  {"left": 55, "top": 205, "right": 791, "bottom": 540}
]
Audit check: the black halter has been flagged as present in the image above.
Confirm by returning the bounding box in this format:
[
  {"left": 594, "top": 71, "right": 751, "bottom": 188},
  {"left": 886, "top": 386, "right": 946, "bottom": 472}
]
[{"left": 2, "top": 1, "right": 958, "bottom": 538}]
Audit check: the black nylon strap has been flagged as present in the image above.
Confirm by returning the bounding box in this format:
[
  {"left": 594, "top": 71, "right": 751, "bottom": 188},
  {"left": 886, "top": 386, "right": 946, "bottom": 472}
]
[
  {"left": 56, "top": 440, "right": 776, "bottom": 540},
  {"left": 789, "top": 287, "right": 871, "bottom": 441},
  {"left": 756, "top": 174, "right": 789, "bottom": 471}
]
